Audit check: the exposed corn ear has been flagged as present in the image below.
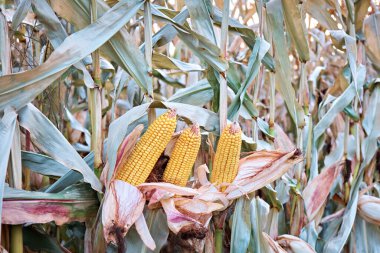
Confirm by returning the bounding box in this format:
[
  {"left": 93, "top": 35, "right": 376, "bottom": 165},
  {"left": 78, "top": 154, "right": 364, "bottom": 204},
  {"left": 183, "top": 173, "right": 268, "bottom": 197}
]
[
  {"left": 163, "top": 124, "right": 201, "bottom": 186},
  {"left": 116, "top": 109, "right": 177, "bottom": 186},
  {"left": 211, "top": 122, "right": 242, "bottom": 189}
]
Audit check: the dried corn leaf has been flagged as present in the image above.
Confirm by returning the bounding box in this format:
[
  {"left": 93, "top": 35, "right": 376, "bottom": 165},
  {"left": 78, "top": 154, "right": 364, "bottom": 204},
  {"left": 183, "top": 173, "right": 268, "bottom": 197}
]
[
  {"left": 3, "top": 183, "right": 98, "bottom": 225},
  {"left": 305, "top": 0, "right": 339, "bottom": 30},
  {"left": 0, "top": 0, "right": 145, "bottom": 112},
  {"left": 282, "top": 0, "right": 310, "bottom": 61},
  {"left": 0, "top": 108, "right": 17, "bottom": 239},
  {"left": 364, "top": 12, "right": 380, "bottom": 70},
  {"left": 19, "top": 104, "right": 102, "bottom": 192},
  {"left": 303, "top": 161, "right": 343, "bottom": 222}
]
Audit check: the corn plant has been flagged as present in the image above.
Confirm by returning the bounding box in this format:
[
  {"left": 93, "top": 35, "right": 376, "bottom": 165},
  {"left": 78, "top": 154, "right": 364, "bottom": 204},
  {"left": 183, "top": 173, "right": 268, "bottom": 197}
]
[{"left": 0, "top": 0, "right": 379, "bottom": 252}]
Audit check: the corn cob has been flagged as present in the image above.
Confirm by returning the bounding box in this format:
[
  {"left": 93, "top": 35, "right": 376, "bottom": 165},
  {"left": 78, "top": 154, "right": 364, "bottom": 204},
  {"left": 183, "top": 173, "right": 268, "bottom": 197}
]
[
  {"left": 116, "top": 109, "right": 177, "bottom": 186},
  {"left": 163, "top": 124, "right": 201, "bottom": 186},
  {"left": 210, "top": 122, "right": 242, "bottom": 189}
]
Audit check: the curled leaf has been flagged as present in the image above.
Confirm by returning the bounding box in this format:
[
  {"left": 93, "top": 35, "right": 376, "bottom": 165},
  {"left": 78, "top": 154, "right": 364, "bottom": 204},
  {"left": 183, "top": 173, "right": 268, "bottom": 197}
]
[
  {"left": 226, "top": 149, "right": 303, "bottom": 199},
  {"left": 262, "top": 232, "right": 287, "bottom": 253},
  {"left": 194, "top": 164, "right": 210, "bottom": 186},
  {"left": 101, "top": 124, "right": 143, "bottom": 187},
  {"left": 134, "top": 214, "right": 156, "bottom": 250},
  {"left": 161, "top": 198, "right": 201, "bottom": 234},
  {"left": 114, "top": 124, "right": 144, "bottom": 174},
  {"left": 277, "top": 234, "right": 316, "bottom": 253},
  {"left": 358, "top": 195, "right": 380, "bottom": 226},
  {"left": 139, "top": 181, "right": 226, "bottom": 235},
  {"left": 139, "top": 182, "right": 198, "bottom": 197},
  {"left": 0, "top": 246, "right": 8, "bottom": 253}
]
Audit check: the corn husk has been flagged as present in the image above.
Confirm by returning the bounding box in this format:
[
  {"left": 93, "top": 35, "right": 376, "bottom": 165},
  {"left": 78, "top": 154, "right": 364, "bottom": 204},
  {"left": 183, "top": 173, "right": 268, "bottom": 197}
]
[
  {"left": 276, "top": 234, "right": 316, "bottom": 253},
  {"left": 101, "top": 125, "right": 155, "bottom": 250},
  {"left": 262, "top": 232, "right": 287, "bottom": 253},
  {"left": 225, "top": 149, "right": 303, "bottom": 199},
  {"left": 358, "top": 195, "right": 380, "bottom": 226},
  {"left": 138, "top": 180, "right": 227, "bottom": 234},
  {"left": 101, "top": 180, "right": 155, "bottom": 250}
]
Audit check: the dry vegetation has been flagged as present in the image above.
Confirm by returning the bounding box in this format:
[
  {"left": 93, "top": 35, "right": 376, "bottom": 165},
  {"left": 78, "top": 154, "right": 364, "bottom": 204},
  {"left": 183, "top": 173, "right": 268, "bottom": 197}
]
[{"left": 0, "top": 0, "right": 379, "bottom": 252}]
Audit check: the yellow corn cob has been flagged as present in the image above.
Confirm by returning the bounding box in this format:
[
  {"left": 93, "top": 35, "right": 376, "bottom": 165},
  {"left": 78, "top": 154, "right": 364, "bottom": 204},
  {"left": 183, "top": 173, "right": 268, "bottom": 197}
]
[
  {"left": 163, "top": 124, "right": 201, "bottom": 186},
  {"left": 116, "top": 109, "right": 177, "bottom": 186},
  {"left": 210, "top": 122, "right": 242, "bottom": 189}
]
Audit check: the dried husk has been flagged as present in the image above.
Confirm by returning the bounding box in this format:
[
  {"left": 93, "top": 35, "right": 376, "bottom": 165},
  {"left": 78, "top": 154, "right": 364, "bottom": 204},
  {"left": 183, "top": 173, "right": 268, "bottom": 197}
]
[
  {"left": 358, "top": 195, "right": 380, "bottom": 226},
  {"left": 276, "top": 234, "right": 316, "bottom": 253},
  {"left": 101, "top": 124, "right": 155, "bottom": 250},
  {"left": 225, "top": 149, "right": 303, "bottom": 199},
  {"left": 262, "top": 232, "right": 287, "bottom": 253},
  {"left": 139, "top": 181, "right": 226, "bottom": 235},
  {"left": 101, "top": 180, "right": 155, "bottom": 250}
]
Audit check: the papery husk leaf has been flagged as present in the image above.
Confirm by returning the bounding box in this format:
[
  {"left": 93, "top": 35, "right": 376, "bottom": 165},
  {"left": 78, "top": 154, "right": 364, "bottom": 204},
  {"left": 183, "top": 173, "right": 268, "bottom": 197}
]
[
  {"left": 139, "top": 182, "right": 198, "bottom": 197},
  {"left": 357, "top": 195, "right": 380, "bottom": 226},
  {"left": 303, "top": 161, "right": 344, "bottom": 222},
  {"left": 262, "top": 232, "right": 287, "bottom": 253},
  {"left": 140, "top": 182, "right": 225, "bottom": 235},
  {"left": 175, "top": 198, "right": 224, "bottom": 216},
  {"left": 0, "top": 246, "right": 7, "bottom": 253},
  {"left": 194, "top": 164, "right": 211, "bottom": 186},
  {"left": 163, "top": 131, "right": 182, "bottom": 156},
  {"left": 114, "top": 124, "right": 144, "bottom": 174},
  {"left": 226, "top": 149, "right": 303, "bottom": 199},
  {"left": 160, "top": 198, "right": 201, "bottom": 234},
  {"left": 134, "top": 214, "right": 156, "bottom": 250},
  {"left": 277, "top": 234, "right": 316, "bottom": 253},
  {"left": 102, "top": 180, "right": 146, "bottom": 246},
  {"left": 195, "top": 185, "right": 229, "bottom": 208}
]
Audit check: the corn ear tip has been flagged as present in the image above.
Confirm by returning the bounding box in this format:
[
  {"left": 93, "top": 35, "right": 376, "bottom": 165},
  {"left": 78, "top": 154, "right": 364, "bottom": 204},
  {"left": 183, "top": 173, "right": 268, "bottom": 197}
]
[
  {"left": 167, "top": 108, "right": 177, "bottom": 118},
  {"left": 229, "top": 122, "right": 241, "bottom": 134},
  {"left": 190, "top": 123, "right": 200, "bottom": 135}
]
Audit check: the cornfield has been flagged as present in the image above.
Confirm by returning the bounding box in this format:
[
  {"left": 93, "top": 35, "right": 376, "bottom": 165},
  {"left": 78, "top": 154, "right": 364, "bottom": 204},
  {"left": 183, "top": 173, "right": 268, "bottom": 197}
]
[{"left": 0, "top": 0, "right": 379, "bottom": 252}]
